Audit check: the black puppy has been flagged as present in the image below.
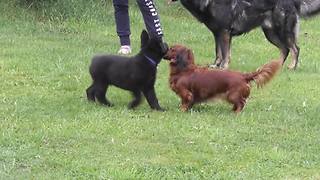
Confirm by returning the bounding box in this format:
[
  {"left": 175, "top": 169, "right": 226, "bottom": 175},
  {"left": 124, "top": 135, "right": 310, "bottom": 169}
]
[{"left": 86, "top": 30, "right": 168, "bottom": 111}]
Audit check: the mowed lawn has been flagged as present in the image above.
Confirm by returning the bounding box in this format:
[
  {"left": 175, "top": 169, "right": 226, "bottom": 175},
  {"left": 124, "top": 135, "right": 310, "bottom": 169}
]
[{"left": 1, "top": 1, "right": 320, "bottom": 179}]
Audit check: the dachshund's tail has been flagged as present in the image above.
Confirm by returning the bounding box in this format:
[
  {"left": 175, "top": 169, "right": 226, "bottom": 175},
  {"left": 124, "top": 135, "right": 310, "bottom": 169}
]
[{"left": 243, "top": 60, "right": 282, "bottom": 88}]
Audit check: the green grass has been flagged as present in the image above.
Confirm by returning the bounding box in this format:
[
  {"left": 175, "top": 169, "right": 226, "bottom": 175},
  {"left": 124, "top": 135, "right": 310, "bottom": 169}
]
[{"left": 1, "top": 1, "right": 320, "bottom": 179}]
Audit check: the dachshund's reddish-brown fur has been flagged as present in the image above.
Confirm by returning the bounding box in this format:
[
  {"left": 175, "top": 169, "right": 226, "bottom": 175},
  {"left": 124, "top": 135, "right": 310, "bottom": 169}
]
[{"left": 163, "top": 44, "right": 282, "bottom": 113}]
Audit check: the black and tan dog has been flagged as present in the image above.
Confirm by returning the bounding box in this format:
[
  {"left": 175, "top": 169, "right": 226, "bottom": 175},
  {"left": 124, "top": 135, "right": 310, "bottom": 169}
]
[
  {"left": 169, "top": 0, "right": 320, "bottom": 69},
  {"left": 86, "top": 30, "right": 168, "bottom": 111}
]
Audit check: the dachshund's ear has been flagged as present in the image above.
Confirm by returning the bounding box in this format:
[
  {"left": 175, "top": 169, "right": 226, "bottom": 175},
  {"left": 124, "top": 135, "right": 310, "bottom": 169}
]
[
  {"left": 140, "top": 29, "right": 149, "bottom": 48},
  {"left": 176, "top": 49, "right": 189, "bottom": 70},
  {"left": 186, "top": 49, "right": 194, "bottom": 64}
]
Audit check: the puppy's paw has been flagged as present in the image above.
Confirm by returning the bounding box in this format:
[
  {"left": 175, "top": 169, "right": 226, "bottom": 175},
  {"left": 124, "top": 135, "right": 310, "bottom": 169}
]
[
  {"left": 104, "top": 103, "right": 114, "bottom": 107},
  {"left": 128, "top": 104, "right": 137, "bottom": 109}
]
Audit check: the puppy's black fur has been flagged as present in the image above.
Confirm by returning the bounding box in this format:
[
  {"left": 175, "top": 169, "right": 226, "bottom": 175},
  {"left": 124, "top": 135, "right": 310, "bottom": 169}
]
[{"left": 86, "top": 30, "right": 168, "bottom": 111}]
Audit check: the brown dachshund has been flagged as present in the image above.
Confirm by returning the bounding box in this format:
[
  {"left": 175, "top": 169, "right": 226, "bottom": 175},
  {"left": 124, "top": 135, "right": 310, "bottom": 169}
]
[{"left": 163, "top": 44, "right": 282, "bottom": 113}]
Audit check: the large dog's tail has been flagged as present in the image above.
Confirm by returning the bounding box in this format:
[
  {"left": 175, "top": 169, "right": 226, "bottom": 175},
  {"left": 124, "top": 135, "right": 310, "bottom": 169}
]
[
  {"left": 242, "top": 60, "right": 282, "bottom": 88},
  {"left": 299, "top": 0, "right": 320, "bottom": 17}
]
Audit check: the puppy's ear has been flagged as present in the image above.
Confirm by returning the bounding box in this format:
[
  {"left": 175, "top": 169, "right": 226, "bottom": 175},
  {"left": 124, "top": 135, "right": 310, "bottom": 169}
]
[
  {"left": 160, "top": 42, "right": 169, "bottom": 54},
  {"left": 140, "top": 29, "right": 149, "bottom": 48}
]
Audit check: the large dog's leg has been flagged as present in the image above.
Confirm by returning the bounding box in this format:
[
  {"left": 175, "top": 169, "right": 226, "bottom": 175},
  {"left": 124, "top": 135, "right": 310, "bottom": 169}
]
[
  {"left": 128, "top": 90, "right": 142, "bottom": 109},
  {"left": 218, "top": 30, "right": 232, "bottom": 69},
  {"left": 286, "top": 14, "right": 300, "bottom": 70},
  {"left": 286, "top": 27, "right": 300, "bottom": 70},
  {"left": 262, "top": 27, "right": 290, "bottom": 65},
  {"left": 288, "top": 44, "right": 300, "bottom": 70},
  {"left": 210, "top": 33, "right": 222, "bottom": 68},
  {"left": 275, "top": 9, "right": 300, "bottom": 70},
  {"left": 143, "top": 87, "right": 164, "bottom": 111}
]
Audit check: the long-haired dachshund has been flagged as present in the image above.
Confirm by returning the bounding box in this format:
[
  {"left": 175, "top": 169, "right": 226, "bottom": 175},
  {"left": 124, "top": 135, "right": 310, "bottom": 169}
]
[{"left": 163, "top": 44, "right": 282, "bottom": 113}]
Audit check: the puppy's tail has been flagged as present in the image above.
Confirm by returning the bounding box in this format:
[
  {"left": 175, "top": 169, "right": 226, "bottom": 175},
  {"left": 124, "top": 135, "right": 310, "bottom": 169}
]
[
  {"left": 300, "top": 0, "right": 320, "bottom": 17},
  {"left": 243, "top": 60, "right": 282, "bottom": 88}
]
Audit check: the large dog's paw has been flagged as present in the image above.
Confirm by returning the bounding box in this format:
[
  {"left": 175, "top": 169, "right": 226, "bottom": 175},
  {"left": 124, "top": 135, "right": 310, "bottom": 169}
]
[
  {"left": 219, "top": 63, "right": 229, "bottom": 70},
  {"left": 209, "top": 64, "right": 219, "bottom": 69},
  {"left": 99, "top": 100, "right": 113, "bottom": 107},
  {"left": 104, "top": 103, "right": 114, "bottom": 107},
  {"left": 287, "top": 62, "right": 298, "bottom": 70},
  {"left": 155, "top": 107, "right": 166, "bottom": 112},
  {"left": 209, "top": 63, "right": 229, "bottom": 69}
]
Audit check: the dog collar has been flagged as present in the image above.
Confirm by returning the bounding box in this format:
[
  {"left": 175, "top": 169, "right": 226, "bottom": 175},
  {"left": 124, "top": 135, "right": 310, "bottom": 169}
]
[{"left": 144, "top": 55, "right": 158, "bottom": 67}]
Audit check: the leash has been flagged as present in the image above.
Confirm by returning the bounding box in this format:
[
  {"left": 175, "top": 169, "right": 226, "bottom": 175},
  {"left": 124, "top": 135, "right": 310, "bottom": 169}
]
[{"left": 144, "top": 55, "right": 158, "bottom": 67}]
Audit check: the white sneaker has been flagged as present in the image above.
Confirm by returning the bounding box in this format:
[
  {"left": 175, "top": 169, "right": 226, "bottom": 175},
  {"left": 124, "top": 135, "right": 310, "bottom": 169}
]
[{"left": 117, "top": 45, "right": 132, "bottom": 55}]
